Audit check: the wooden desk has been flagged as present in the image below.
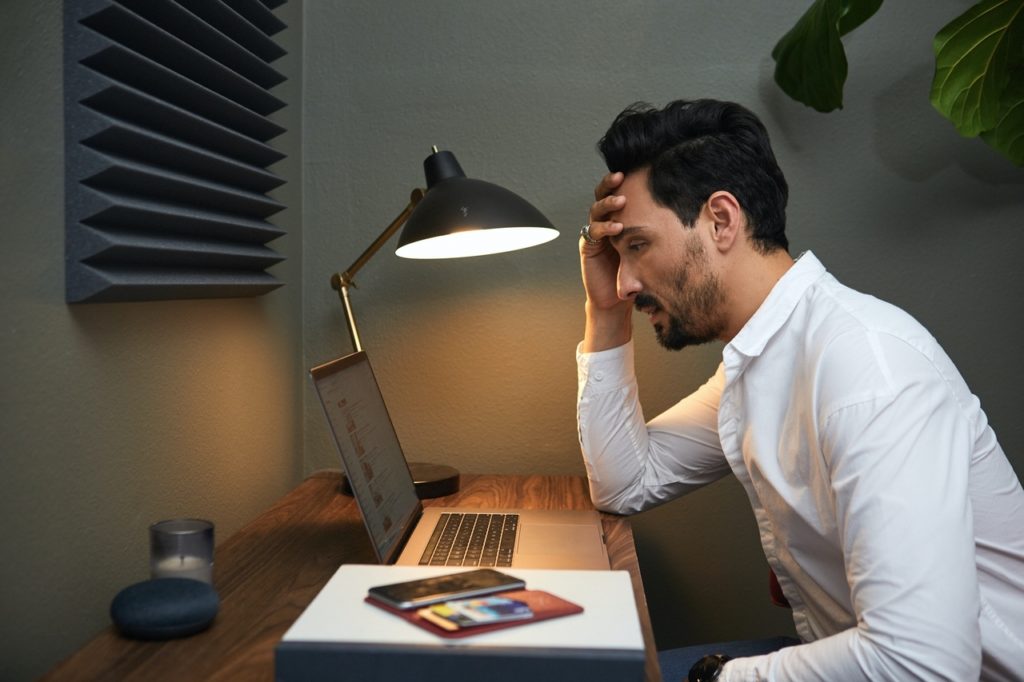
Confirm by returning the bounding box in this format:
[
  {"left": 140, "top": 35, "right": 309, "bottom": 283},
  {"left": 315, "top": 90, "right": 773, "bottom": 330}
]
[{"left": 44, "top": 472, "right": 661, "bottom": 681}]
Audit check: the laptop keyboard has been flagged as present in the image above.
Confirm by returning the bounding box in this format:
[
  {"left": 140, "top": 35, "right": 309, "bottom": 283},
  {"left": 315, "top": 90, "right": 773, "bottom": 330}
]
[{"left": 418, "top": 512, "right": 520, "bottom": 566}]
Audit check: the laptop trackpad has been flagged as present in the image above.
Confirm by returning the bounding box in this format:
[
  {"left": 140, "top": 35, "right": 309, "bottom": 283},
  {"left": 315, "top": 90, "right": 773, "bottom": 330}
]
[{"left": 519, "top": 524, "right": 602, "bottom": 554}]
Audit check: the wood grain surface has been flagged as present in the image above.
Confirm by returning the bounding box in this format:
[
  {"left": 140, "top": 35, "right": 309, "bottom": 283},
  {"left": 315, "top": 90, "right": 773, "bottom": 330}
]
[{"left": 43, "top": 472, "right": 661, "bottom": 681}]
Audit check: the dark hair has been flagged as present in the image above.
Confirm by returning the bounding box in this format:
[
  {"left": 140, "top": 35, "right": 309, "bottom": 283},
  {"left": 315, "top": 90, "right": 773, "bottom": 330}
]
[{"left": 598, "top": 99, "right": 789, "bottom": 253}]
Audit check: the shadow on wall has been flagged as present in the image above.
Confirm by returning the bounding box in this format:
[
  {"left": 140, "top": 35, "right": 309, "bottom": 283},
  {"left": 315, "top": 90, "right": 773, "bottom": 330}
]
[
  {"left": 871, "top": 64, "right": 1024, "bottom": 187},
  {"left": 757, "top": 53, "right": 1024, "bottom": 190}
]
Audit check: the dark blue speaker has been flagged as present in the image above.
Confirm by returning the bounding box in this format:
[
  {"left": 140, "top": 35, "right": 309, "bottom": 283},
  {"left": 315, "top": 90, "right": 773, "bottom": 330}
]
[{"left": 110, "top": 578, "right": 219, "bottom": 640}]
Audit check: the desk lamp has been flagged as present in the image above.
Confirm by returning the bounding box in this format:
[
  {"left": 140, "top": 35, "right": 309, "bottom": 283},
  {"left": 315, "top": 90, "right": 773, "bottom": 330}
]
[{"left": 330, "top": 147, "right": 558, "bottom": 498}]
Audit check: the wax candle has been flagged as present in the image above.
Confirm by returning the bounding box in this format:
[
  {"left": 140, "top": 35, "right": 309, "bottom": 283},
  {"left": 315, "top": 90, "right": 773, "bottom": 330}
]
[{"left": 151, "top": 555, "right": 213, "bottom": 583}]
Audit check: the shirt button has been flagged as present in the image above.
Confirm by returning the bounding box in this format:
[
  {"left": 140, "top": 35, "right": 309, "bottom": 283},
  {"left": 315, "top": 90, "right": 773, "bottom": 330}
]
[{"left": 594, "top": 371, "right": 605, "bottom": 381}]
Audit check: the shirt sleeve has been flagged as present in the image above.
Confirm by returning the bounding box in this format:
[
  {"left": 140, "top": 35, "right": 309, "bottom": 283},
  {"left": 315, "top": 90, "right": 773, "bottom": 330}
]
[
  {"left": 576, "top": 340, "right": 731, "bottom": 514},
  {"left": 722, "top": 331, "right": 982, "bottom": 681}
]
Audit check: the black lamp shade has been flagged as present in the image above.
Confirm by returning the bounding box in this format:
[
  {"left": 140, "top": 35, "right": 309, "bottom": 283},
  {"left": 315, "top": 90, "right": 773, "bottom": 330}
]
[{"left": 395, "top": 150, "right": 558, "bottom": 259}]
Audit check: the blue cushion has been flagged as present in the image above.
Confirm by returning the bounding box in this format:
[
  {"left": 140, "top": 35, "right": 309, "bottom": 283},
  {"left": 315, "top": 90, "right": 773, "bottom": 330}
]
[{"left": 110, "top": 578, "right": 219, "bottom": 640}]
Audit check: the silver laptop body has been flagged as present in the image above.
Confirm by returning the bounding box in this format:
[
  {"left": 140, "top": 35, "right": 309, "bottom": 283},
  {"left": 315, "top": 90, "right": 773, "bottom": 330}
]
[{"left": 310, "top": 351, "right": 609, "bottom": 570}]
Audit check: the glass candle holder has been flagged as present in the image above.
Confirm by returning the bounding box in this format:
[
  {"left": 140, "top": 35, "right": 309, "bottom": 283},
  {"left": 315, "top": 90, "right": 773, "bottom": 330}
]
[{"left": 150, "top": 518, "right": 214, "bottom": 584}]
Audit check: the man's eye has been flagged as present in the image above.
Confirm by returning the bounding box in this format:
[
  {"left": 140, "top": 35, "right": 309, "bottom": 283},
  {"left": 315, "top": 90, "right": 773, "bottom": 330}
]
[{"left": 628, "top": 242, "right": 646, "bottom": 252}]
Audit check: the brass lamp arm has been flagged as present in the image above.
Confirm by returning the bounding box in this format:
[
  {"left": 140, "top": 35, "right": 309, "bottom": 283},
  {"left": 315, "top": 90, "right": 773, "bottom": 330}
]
[{"left": 330, "top": 188, "right": 426, "bottom": 352}]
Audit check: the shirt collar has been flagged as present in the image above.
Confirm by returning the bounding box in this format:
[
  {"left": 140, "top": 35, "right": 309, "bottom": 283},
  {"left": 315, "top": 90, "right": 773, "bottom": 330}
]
[{"left": 726, "top": 250, "right": 826, "bottom": 359}]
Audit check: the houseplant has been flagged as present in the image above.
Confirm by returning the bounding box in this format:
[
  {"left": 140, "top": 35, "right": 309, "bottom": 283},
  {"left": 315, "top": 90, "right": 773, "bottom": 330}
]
[{"left": 772, "top": 0, "right": 1023, "bottom": 165}]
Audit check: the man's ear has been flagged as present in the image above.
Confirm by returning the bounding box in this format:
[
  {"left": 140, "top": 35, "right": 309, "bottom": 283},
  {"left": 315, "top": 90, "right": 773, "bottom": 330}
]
[{"left": 704, "top": 191, "right": 743, "bottom": 253}]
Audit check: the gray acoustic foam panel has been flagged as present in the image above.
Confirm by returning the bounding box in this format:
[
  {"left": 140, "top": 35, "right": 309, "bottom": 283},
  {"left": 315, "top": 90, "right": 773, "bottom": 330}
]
[{"left": 64, "top": 0, "right": 289, "bottom": 303}]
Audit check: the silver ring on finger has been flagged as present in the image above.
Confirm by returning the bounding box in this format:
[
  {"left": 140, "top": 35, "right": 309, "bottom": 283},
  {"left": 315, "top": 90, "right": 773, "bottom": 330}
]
[{"left": 580, "top": 223, "right": 601, "bottom": 245}]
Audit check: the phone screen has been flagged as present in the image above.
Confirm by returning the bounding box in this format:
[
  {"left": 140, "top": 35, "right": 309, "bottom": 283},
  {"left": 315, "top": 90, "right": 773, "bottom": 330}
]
[{"left": 367, "top": 569, "right": 526, "bottom": 610}]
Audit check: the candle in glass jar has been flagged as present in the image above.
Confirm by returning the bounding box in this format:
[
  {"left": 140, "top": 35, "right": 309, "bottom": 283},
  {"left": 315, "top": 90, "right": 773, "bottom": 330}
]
[{"left": 150, "top": 518, "right": 214, "bottom": 584}]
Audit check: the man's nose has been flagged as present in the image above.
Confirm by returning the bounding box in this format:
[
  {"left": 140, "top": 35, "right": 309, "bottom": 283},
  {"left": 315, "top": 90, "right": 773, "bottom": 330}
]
[{"left": 616, "top": 264, "right": 641, "bottom": 302}]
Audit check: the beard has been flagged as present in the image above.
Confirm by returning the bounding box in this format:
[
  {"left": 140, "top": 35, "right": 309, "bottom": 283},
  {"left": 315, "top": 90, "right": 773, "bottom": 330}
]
[{"left": 634, "top": 238, "right": 726, "bottom": 351}]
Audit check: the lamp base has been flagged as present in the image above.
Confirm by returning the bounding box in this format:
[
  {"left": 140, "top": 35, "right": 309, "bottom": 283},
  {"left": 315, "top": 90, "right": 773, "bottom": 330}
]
[
  {"left": 408, "top": 462, "right": 461, "bottom": 499},
  {"left": 339, "top": 462, "right": 460, "bottom": 500}
]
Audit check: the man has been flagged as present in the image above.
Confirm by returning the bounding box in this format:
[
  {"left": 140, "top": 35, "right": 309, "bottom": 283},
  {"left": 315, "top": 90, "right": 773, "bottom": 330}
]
[{"left": 576, "top": 99, "right": 1024, "bottom": 681}]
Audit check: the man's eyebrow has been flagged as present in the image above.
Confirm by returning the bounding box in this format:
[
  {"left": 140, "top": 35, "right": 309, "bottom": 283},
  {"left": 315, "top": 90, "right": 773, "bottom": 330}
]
[{"left": 609, "top": 225, "right": 648, "bottom": 245}]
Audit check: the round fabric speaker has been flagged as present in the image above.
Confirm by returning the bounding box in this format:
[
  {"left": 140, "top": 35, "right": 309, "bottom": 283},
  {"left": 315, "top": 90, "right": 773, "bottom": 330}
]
[{"left": 110, "top": 578, "right": 219, "bottom": 640}]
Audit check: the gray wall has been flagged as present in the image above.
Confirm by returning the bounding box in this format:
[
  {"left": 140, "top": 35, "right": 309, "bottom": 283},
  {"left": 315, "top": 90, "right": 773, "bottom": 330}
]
[
  {"left": 304, "top": 0, "right": 1023, "bottom": 651},
  {"left": 0, "top": 2, "right": 304, "bottom": 679}
]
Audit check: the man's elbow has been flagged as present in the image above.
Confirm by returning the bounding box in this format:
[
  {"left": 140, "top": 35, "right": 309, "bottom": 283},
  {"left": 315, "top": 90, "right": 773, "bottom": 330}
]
[{"left": 588, "top": 482, "right": 646, "bottom": 516}]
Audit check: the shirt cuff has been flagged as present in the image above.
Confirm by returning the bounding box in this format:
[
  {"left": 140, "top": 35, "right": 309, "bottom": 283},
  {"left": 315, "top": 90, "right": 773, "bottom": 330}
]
[{"left": 576, "top": 340, "right": 635, "bottom": 393}]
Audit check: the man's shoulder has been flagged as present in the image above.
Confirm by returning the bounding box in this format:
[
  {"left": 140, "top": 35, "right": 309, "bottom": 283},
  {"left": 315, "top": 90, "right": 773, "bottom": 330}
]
[{"left": 801, "top": 273, "right": 936, "bottom": 356}]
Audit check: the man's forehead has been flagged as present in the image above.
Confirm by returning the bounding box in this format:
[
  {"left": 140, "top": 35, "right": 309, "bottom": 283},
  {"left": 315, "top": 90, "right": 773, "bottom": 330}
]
[
  {"left": 613, "top": 169, "right": 673, "bottom": 226},
  {"left": 620, "top": 167, "right": 651, "bottom": 193},
  {"left": 616, "top": 169, "right": 662, "bottom": 215}
]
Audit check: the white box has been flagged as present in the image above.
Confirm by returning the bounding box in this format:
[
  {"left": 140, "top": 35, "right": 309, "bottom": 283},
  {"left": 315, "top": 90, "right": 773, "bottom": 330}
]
[{"left": 275, "top": 564, "right": 645, "bottom": 682}]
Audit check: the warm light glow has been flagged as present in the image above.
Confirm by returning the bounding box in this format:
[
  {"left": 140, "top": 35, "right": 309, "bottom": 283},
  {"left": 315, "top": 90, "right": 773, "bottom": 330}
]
[{"left": 395, "top": 227, "right": 559, "bottom": 259}]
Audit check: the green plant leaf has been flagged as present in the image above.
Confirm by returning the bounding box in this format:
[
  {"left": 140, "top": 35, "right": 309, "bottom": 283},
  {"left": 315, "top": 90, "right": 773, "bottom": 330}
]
[
  {"left": 837, "top": 0, "right": 884, "bottom": 34},
  {"left": 772, "top": 0, "right": 884, "bottom": 112},
  {"left": 930, "top": 0, "right": 1024, "bottom": 165},
  {"left": 980, "top": 94, "right": 1024, "bottom": 164}
]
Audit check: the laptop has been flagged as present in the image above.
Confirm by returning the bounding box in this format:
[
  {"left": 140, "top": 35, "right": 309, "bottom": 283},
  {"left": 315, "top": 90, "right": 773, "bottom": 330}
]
[{"left": 310, "top": 351, "right": 610, "bottom": 570}]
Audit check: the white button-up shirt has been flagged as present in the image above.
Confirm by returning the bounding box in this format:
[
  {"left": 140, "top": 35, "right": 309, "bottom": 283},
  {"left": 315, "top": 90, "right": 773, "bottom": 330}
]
[{"left": 577, "top": 252, "right": 1024, "bottom": 680}]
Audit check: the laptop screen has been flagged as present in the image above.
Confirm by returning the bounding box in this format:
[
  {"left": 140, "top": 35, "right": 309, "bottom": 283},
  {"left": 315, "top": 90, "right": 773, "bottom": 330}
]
[{"left": 310, "top": 352, "right": 422, "bottom": 564}]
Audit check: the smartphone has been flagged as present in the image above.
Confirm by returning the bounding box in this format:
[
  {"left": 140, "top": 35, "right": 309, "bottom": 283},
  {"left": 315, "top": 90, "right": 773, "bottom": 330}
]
[{"left": 366, "top": 569, "right": 525, "bottom": 610}]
